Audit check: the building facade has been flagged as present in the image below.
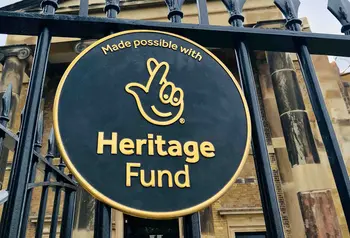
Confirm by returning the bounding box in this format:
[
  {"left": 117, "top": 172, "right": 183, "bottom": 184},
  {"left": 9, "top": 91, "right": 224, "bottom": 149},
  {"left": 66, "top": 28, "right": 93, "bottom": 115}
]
[{"left": 0, "top": 0, "right": 349, "bottom": 237}]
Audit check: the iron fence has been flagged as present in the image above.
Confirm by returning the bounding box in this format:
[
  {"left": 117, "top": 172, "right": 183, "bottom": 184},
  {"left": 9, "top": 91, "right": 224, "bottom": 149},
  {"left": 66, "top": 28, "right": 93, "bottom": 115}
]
[{"left": 0, "top": 0, "right": 348, "bottom": 237}]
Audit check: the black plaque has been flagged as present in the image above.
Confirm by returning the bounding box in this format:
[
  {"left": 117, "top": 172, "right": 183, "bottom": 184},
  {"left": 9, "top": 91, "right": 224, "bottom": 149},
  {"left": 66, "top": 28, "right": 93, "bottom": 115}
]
[{"left": 54, "top": 30, "right": 251, "bottom": 219}]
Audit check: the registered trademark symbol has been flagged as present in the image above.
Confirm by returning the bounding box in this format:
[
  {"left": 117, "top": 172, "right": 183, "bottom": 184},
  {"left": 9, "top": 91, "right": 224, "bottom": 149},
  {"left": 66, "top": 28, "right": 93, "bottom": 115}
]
[{"left": 179, "top": 118, "right": 185, "bottom": 124}]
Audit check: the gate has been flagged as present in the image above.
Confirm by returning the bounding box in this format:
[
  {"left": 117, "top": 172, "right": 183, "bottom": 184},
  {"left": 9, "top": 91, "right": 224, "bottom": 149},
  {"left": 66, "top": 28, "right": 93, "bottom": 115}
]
[{"left": 0, "top": 0, "right": 349, "bottom": 237}]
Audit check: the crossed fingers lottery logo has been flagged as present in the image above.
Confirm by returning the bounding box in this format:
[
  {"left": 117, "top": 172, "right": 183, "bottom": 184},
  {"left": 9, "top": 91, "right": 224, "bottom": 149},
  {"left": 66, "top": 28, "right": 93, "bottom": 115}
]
[{"left": 125, "top": 58, "right": 185, "bottom": 126}]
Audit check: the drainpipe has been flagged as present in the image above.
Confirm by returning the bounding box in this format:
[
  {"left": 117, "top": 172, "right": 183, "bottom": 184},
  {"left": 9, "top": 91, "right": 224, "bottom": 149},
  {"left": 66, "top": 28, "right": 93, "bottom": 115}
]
[
  {"left": 267, "top": 51, "right": 320, "bottom": 166},
  {"left": 256, "top": 20, "right": 342, "bottom": 237}
]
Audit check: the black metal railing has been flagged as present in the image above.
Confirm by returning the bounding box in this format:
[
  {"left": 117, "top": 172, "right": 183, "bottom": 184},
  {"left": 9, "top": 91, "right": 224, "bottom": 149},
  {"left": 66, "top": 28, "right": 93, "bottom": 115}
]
[
  {"left": 0, "top": 85, "right": 77, "bottom": 237},
  {"left": 0, "top": 0, "right": 348, "bottom": 237}
]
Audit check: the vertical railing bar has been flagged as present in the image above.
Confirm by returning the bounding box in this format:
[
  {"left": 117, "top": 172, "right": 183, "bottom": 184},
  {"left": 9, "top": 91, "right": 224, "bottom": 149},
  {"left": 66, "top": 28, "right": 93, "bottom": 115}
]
[
  {"left": 35, "top": 128, "right": 56, "bottom": 238},
  {"left": 0, "top": 0, "right": 57, "bottom": 233},
  {"left": 169, "top": 13, "right": 183, "bottom": 23},
  {"left": 183, "top": 213, "right": 201, "bottom": 238},
  {"left": 234, "top": 40, "right": 285, "bottom": 237},
  {"left": 220, "top": 1, "right": 285, "bottom": 236},
  {"left": 59, "top": 175, "right": 76, "bottom": 238},
  {"left": 92, "top": 2, "right": 120, "bottom": 237},
  {"left": 49, "top": 157, "right": 65, "bottom": 238},
  {"left": 0, "top": 85, "right": 12, "bottom": 229},
  {"left": 94, "top": 200, "right": 112, "bottom": 238},
  {"left": 19, "top": 160, "right": 38, "bottom": 235},
  {"left": 79, "top": 0, "right": 89, "bottom": 16},
  {"left": 191, "top": 1, "right": 208, "bottom": 234},
  {"left": 164, "top": 1, "right": 203, "bottom": 236},
  {"left": 0, "top": 84, "right": 12, "bottom": 190},
  {"left": 105, "top": 0, "right": 120, "bottom": 19},
  {"left": 49, "top": 184, "right": 62, "bottom": 238},
  {"left": 104, "top": 0, "right": 120, "bottom": 35},
  {"left": 164, "top": 0, "right": 184, "bottom": 23},
  {"left": 329, "top": 2, "right": 350, "bottom": 224},
  {"left": 7, "top": 30, "right": 50, "bottom": 236},
  {"left": 20, "top": 111, "right": 44, "bottom": 238},
  {"left": 0, "top": 109, "right": 23, "bottom": 237},
  {"left": 196, "top": 0, "right": 209, "bottom": 25}
]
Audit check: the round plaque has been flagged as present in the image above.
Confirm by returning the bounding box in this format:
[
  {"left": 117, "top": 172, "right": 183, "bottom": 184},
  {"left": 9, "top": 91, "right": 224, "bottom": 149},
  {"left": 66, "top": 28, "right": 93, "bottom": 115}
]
[{"left": 54, "top": 30, "right": 251, "bottom": 219}]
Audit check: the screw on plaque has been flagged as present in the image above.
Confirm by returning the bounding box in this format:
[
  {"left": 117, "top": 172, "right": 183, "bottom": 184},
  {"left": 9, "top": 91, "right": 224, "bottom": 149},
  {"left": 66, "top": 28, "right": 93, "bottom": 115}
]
[
  {"left": 328, "top": 0, "right": 350, "bottom": 34},
  {"left": 220, "top": 0, "right": 246, "bottom": 25}
]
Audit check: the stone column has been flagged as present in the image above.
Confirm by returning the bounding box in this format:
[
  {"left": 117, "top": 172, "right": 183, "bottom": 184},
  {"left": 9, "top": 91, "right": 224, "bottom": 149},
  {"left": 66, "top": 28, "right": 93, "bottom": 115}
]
[
  {"left": 267, "top": 51, "right": 341, "bottom": 237},
  {"left": 267, "top": 51, "right": 320, "bottom": 166},
  {"left": 0, "top": 45, "right": 31, "bottom": 189},
  {"left": 255, "top": 20, "right": 342, "bottom": 237}
]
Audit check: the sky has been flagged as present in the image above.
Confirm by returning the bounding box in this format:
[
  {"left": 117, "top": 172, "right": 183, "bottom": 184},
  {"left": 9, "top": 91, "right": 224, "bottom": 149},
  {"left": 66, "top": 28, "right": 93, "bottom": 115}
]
[{"left": 0, "top": 0, "right": 349, "bottom": 70}]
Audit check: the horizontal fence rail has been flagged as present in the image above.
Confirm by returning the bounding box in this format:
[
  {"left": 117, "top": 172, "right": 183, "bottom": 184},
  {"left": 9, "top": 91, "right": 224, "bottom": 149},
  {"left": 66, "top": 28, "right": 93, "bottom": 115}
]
[{"left": 0, "top": 11, "right": 350, "bottom": 56}]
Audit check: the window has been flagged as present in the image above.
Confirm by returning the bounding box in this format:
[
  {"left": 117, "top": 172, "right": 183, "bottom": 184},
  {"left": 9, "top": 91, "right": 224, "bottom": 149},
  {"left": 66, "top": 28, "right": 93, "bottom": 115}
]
[
  {"left": 235, "top": 232, "right": 267, "bottom": 238},
  {"left": 124, "top": 214, "right": 179, "bottom": 238}
]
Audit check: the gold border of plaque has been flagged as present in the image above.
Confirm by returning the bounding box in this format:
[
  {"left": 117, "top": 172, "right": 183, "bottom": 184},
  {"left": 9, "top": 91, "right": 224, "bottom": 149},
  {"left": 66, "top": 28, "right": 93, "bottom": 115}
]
[{"left": 53, "top": 30, "right": 252, "bottom": 219}]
